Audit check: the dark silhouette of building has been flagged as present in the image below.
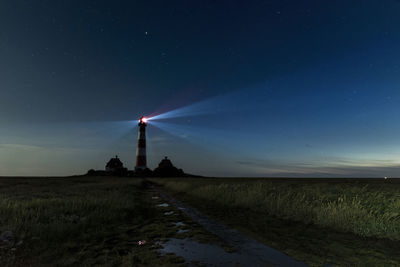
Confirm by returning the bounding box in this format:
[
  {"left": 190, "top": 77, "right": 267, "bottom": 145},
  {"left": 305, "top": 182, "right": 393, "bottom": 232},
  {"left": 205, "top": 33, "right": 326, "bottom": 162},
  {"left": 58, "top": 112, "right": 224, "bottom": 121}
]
[
  {"left": 153, "top": 156, "right": 185, "bottom": 177},
  {"left": 158, "top": 156, "right": 173, "bottom": 168},
  {"left": 106, "top": 155, "right": 124, "bottom": 171},
  {"left": 103, "top": 155, "right": 128, "bottom": 176},
  {"left": 85, "top": 155, "right": 196, "bottom": 178}
]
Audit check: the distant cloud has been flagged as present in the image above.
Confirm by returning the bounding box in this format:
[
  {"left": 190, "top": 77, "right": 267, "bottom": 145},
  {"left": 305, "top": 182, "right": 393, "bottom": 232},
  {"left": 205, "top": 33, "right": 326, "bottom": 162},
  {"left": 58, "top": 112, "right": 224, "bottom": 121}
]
[
  {"left": 0, "top": 143, "right": 44, "bottom": 150},
  {"left": 236, "top": 161, "right": 257, "bottom": 166},
  {"left": 232, "top": 156, "right": 400, "bottom": 178}
]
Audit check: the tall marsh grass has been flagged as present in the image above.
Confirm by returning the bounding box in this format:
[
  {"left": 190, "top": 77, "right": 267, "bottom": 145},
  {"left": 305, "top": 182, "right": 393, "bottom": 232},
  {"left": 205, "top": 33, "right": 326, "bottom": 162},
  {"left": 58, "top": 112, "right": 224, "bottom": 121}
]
[
  {"left": 0, "top": 177, "right": 152, "bottom": 265},
  {"left": 152, "top": 178, "right": 400, "bottom": 240}
]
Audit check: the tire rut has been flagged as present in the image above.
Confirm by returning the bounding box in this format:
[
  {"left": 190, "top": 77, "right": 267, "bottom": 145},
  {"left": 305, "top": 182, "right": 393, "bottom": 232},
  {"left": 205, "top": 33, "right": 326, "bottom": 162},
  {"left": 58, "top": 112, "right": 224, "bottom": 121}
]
[{"left": 152, "top": 185, "right": 308, "bottom": 267}]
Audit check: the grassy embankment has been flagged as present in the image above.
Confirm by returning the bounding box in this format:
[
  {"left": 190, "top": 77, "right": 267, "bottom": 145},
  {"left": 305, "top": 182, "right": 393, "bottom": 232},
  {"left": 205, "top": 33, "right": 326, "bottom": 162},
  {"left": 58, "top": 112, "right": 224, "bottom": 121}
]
[
  {"left": 150, "top": 177, "right": 400, "bottom": 266},
  {"left": 0, "top": 176, "right": 219, "bottom": 266}
]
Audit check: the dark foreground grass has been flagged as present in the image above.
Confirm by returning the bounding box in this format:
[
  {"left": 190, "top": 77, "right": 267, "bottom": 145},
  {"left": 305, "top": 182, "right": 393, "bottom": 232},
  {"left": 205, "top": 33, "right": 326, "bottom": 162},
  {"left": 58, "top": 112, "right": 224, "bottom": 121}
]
[
  {"left": 150, "top": 177, "right": 400, "bottom": 266},
  {"left": 0, "top": 176, "right": 189, "bottom": 266}
]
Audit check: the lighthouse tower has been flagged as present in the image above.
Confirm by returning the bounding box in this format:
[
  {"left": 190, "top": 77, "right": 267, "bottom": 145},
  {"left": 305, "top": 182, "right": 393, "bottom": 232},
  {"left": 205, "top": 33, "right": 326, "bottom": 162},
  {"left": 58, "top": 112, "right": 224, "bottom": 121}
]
[{"left": 135, "top": 116, "right": 147, "bottom": 171}]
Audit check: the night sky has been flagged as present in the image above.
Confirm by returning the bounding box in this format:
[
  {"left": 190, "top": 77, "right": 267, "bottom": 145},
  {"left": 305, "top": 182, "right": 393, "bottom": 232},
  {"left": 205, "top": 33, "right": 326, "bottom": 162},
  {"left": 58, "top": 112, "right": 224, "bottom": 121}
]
[{"left": 1, "top": 1, "right": 400, "bottom": 177}]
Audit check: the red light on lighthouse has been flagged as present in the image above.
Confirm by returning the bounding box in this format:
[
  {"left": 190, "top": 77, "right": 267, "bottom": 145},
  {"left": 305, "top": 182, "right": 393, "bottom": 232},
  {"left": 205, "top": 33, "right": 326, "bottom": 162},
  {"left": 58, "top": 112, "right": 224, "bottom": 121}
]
[{"left": 139, "top": 116, "right": 148, "bottom": 124}]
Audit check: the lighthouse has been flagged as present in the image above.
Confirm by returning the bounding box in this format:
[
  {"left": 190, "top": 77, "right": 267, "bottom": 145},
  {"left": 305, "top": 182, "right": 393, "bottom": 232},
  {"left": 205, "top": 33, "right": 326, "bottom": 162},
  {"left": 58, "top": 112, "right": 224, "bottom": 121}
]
[{"left": 135, "top": 116, "right": 147, "bottom": 171}]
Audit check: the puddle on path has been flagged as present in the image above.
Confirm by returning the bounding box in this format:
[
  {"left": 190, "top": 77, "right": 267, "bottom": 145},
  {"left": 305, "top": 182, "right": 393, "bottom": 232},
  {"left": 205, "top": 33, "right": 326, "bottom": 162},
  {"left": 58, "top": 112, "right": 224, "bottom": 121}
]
[
  {"left": 173, "top": 222, "right": 186, "bottom": 227},
  {"left": 177, "top": 229, "right": 190, "bottom": 234},
  {"left": 164, "top": 211, "right": 174, "bottom": 215},
  {"left": 154, "top": 186, "right": 307, "bottom": 266},
  {"left": 159, "top": 238, "right": 267, "bottom": 267},
  {"left": 157, "top": 203, "right": 169, "bottom": 207}
]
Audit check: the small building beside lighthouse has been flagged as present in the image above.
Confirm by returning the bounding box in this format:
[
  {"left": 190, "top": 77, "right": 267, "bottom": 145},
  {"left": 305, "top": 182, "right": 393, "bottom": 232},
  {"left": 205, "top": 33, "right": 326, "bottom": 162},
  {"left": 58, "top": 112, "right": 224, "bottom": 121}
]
[
  {"left": 153, "top": 156, "right": 185, "bottom": 177},
  {"left": 105, "top": 155, "right": 126, "bottom": 172}
]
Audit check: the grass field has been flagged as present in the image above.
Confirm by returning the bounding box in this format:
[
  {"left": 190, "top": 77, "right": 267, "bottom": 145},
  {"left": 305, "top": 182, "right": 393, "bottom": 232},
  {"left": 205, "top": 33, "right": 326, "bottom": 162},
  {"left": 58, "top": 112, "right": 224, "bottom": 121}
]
[
  {"left": 0, "top": 176, "right": 226, "bottom": 266},
  {"left": 2, "top": 176, "right": 400, "bottom": 266},
  {"left": 150, "top": 177, "right": 400, "bottom": 266}
]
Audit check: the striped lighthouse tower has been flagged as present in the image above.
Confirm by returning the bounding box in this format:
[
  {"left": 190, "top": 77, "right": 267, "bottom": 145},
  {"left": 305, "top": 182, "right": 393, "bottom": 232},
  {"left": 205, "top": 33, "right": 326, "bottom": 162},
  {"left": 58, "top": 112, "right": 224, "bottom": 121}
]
[{"left": 135, "top": 116, "right": 147, "bottom": 171}]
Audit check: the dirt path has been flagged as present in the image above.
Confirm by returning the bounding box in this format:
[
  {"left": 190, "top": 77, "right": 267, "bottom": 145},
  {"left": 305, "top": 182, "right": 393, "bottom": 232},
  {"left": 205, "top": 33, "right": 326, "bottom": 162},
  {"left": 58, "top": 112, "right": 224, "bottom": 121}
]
[{"left": 152, "top": 185, "right": 307, "bottom": 267}]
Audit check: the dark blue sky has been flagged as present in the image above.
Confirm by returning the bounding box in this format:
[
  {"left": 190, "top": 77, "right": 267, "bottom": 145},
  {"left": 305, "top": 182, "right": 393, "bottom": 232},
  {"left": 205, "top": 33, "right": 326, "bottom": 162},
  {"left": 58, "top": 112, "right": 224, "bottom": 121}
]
[{"left": 1, "top": 0, "right": 400, "bottom": 177}]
